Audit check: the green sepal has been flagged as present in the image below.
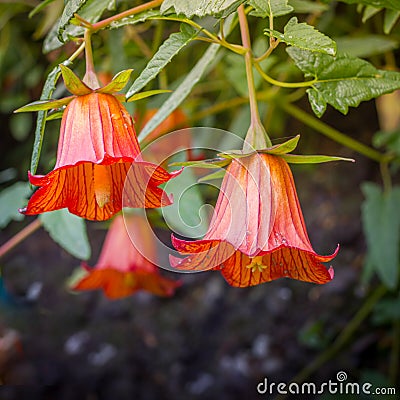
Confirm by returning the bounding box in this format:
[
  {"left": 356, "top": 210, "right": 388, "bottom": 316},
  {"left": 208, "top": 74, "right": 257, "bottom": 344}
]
[
  {"left": 218, "top": 135, "right": 300, "bottom": 159},
  {"left": 60, "top": 64, "right": 92, "bottom": 95},
  {"left": 280, "top": 154, "right": 355, "bottom": 164},
  {"left": 261, "top": 135, "right": 300, "bottom": 155},
  {"left": 126, "top": 89, "right": 172, "bottom": 102},
  {"left": 169, "top": 157, "right": 230, "bottom": 169},
  {"left": 96, "top": 69, "right": 134, "bottom": 94},
  {"left": 46, "top": 110, "right": 65, "bottom": 121},
  {"left": 197, "top": 169, "right": 226, "bottom": 183},
  {"left": 14, "top": 96, "right": 74, "bottom": 113}
]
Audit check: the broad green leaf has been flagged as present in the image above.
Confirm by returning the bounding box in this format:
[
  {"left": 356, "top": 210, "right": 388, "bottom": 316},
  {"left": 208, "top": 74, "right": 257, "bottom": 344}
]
[
  {"left": 40, "top": 209, "right": 91, "bottom": 260},
  {"left": 0, "top": 182, "right": 31, "bottom": 228},
  {"left": 30, "top": 62, "right": 67, "bottom": 175},
  {"left": 336, "top": 35, "right": 398, "bottom": 58},
  {"left": 160, "top": 0, "right": 244, "bottom": 18},
  {"left": 108, "top": 10, "right": 161, "bottom": 30},
  {"left": 138, "top": 43, "right": 221, "bottom": 141},
  {"left": 266, "top": 17, "right": 336, "bottom": 55},
  {"left": 96, "top": 69, "right": 133, "bottom": 94},
  {"left": 126, "top": 89, "right": 172, "bottom": 103},
  {"left": 60, "top": 65, "right": 92, "bottom": 95},
  {"left": 197, "top": 169, "right": 226, "bottom": 183},
  {"left": 126, "top": 25, "right": 198, "bottom": 98},
  {"left": 160, "top": 168, "right": 209, "bottom": 238},
  {"left": 287, "top": 47, "right": 400, "bottom": 117},
  {"left": 384, "top": 9, "right": 400, "bottom": 33},
  {"left": 249, "top": 0, "right": 293, "bottom": 18},
  {"left": 280, "top": 154, "right": 354, "bottom": 163},
  {"left": 288, "top": 0, "right": 329, "bottom": 13},
  {"left": 14, "top": 97, "right": 74, "bottom": 113},
  {"left": 29, "top": 0, "right": 57, "bottom": 18},
  {"left": 338, "top": 0, "right": 400, "bottom": 11},
  {"left": 361, "top": 183, "right": 400, "bottom": 289},
  {"left": 44, "top": 0, "right": 115, "bottom": 53}
]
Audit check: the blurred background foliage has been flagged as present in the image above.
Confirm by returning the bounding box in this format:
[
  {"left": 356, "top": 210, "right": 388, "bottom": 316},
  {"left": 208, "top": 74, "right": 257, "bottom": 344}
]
[{"left": 0, "top": 0, "right": 400, "bottom": 398}]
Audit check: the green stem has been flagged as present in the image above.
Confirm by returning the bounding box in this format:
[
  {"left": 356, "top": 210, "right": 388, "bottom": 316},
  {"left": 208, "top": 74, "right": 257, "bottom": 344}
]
[
  {"left": 255, "top": 62, "right": 317, "bottom": 88},
  {"left": 155, "top": 16, "right": 246, "bottom": 55},
  {"left": 0, "top": 218, "right": 42, "bottom": 259},
  {"left": 238, "top": 4, "right": 271, "bottom": 149},
  {"left": 82, "top": 30, "right": 100, "bottom": 89},
  {"left": 91, "top": 0, "right": 163, "bottom": 32},
  {"left": 280, "top": 102, "right": 388, "bottom": 162},
  {"left": 274, "top": 284, "right": 387, "bottom": 400}
]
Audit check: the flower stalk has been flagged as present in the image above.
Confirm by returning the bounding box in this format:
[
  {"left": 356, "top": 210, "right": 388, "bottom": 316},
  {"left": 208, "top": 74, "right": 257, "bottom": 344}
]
[{"left": 237, "top": 4, "right": 272, "bottom": 150}]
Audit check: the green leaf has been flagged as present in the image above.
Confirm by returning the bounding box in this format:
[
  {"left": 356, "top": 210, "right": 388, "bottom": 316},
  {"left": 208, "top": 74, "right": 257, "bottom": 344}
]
[
  {"left": 361, "top": 183, "right": 400, "bottom": 289},
  {"left": 30, "top": 62, "right": 67, "bottom": 175},
  {"left": 29, "top": 0, "right": 57, "bottom": 18},
  {"left": 108, "top": 10, "right": 161, "bottom": 30},
  {"left": 60, "top": 64, "right": 92, "bottom": 95},
  {"left": 384, "top": 9, "right": 400, "bottom": 33},
  {"left": 40, "top": 209, "right": 91, "bottom": 260},
  {"left": 14, "top": 97, "right": 74, "bottom": 113},
  {"left": 287, "top": 47, "right": 400, "bottom": 117},
  {"left": 97, "top": 69, "right": 133, "bottom": 94},
  {"left": 160, "top": 168, "right": 209, "bottom": 238},
  {"left": 263, "top": 135, "right": 300, "bottom": 154},
  {"left": 126, "top": 89, "right": 172, "bottom": 103},
  {"left": 338, "top": 0, "right": 400, "bottom": 11},
  {"left": 266, "top": 17, "right": 336, "bottom": 55},
  {"left": 126, "top": 25, "right": 199, "bottom": 98},
  {"left": 288, "top": 0, "right": 329, "bottom": 13},
  {"left": 336, "top": 35, "right": 398, "bottom": 58},
  {"left": 46, "top": 110, "right": 65, "bottom": 121},
  {"left": 280, "top": 154, "right": 355, "bottom": 164},
  {"left": 197, "top": 169, "right": 226, "bottom": 183},
  {"left": 362, "top": 6, "right": 382, "bottom": 22},
  {"left": 169, "top": 158, "right": 230, "bottom": 169},
  {"left": 138, "top": 43, "right": 221, "bottom": 141},
  {"left": 43, "top": 0, "right": 115, "bottom": 53},
  {"left": 249, "top": 0, "right": 293, "bottom": 18},
  {"left": 0, "top": 182, "right": 31, "bottom": 228},
  {"left": 160, "top": 0, "right": 244, "bottom": 18},
  {"left": 56, "top": 0, "right": 88, "bottom": 42},
  {"left": 280, "top": 154, "right": 355, "bottom": 163}
]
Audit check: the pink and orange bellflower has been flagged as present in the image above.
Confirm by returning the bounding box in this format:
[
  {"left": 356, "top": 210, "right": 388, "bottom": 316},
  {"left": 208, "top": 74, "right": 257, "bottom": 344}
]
[
  {"left": 171, "top": 152, "right": 337, "bottom": 287},
  {"left": 19, "top": 67, "right": 178, "bottom": 221},
  {"left": 72, "top": 213, "right": 181, "bottom": 299}
]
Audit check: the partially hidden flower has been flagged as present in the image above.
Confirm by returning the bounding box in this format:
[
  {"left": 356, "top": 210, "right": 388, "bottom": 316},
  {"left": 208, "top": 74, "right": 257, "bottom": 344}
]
[
  {"left": 20, "top": 67, "right": 179, "bottom": 221},
  {"left": 171, "top": 152, "right": 338, "bottom": 287},
  {"left": 72, "top": 213, "right": 181, "bottom": 299}
]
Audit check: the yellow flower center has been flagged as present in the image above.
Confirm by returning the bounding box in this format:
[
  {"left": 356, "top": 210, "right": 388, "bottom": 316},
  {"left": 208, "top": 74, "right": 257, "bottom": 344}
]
[
  {"left": 93, "top": 164, "right": 111, "bottom": 208},
  {"left": 124, "top": 272, "right": 136, "bottom": 287},
  {"left": 246, "top": 256, "right": 267, "bottom": 273}
]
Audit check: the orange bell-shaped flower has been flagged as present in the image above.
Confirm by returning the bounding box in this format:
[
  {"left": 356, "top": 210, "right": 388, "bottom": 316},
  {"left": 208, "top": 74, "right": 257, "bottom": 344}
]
[
  {"left": 72, "top": 213, "right": 181, "bottom": 299},
  {"left": 20, "top": 67, "right": 178, "bottom": 221},
  {"left": 171, "top": 152, "right": 337, "bottom": 287}
]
